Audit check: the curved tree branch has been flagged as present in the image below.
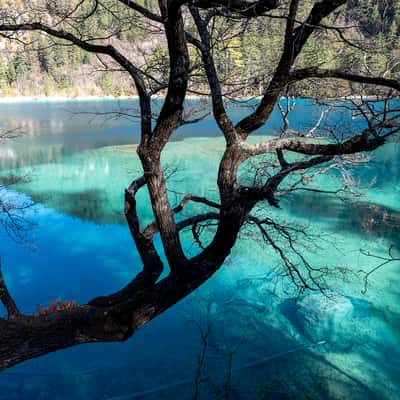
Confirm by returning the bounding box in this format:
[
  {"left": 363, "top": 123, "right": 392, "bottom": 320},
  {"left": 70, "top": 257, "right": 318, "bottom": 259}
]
[
  {"left": 191, "top": 0, "right": 279, "bottom": 17},
  {"left": 289, "top": 68, "right": 400, "bottom": 91},
  {"left": 1, "top": 0, "right": 400, "bottom": 375},
  {"left": 117, "top": 0, "right": 163, "bottom": 22},
  {"left": 239, "top": 119, "right": 400, "bottom": 159},
  {"left": 143, "top": 194, "right": 220, "bottom": 238},
  {"left": 0, "top": 22, "right": 153, "bottom": 139},
  {"left": 190, "top": 6, "right": 238, "bottom": 144},
  {"left": 235, "top": 0, "right": 347, "bottom": 137},
  {"left": 0, "top": 261, "right": 20, "bottom": 320}
]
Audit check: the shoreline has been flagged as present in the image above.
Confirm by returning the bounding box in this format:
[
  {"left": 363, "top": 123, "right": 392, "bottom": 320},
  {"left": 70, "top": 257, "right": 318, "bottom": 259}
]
[
  {"left": 0, "top": 94, "right": 206, "bottom": 103},
  {"left": 0, "top": 94, "right": 394, "bottom": 103},
  {"left": 0, "top": 95, "right": 141, "bottom": 103}
]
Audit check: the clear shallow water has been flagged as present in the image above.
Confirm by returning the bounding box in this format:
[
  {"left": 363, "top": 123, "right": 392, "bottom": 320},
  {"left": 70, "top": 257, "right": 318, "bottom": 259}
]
[{"left": 0, "top": 99, "right": 399, "bottom": 399}]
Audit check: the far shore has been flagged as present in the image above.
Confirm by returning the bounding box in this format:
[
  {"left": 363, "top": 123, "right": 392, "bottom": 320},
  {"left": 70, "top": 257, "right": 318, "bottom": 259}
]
[
  {"left": 0, "top": 94, "right": 394, "bottom": 103},
  {"left": 0, "top": 95, "right": 141, "bottom": 103},
  {"left": 0, "top": 94, "right": 208, "bottom": 103}
]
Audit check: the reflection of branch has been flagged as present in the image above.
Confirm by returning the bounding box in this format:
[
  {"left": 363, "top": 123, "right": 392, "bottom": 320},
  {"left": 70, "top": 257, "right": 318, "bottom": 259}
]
[
  {"left": 359, "top": 245, "right": 400, "bottom": 294},
  {"left": 192, "top": 303, "right": 213, "bottom": 400},
  {"left": 0, "top": 128, "right": 24, "bottom": 140},
  {"left": 0, "top": 186, "right": 35, "bottom": 246},
  {"left": 184, "top": 298, "right": 244, "bottom": 400}
]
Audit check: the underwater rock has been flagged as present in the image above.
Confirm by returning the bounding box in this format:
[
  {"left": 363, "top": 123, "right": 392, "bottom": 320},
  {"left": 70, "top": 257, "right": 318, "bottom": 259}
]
[
  {"left": 209, "top": 302, "right": 218, "bottom": 315},
  {"left": 280, "top": 293, "right": 372, "bottom": 352}
]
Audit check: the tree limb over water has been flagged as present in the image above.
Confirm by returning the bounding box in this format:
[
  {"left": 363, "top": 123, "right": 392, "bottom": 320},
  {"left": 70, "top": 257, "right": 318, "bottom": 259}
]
[{"left": 0, "top": 0, "right": 399, "bottom": 371}]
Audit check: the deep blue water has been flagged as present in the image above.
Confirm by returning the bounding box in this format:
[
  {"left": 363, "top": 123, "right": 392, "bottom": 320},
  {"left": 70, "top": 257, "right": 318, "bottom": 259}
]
[{"left": 0, "top": 98, "right": 399, "bottom": 399}]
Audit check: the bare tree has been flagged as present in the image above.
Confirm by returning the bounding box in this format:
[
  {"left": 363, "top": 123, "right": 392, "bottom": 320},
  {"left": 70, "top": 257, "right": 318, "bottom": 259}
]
[{"left": 0, "top": 0, "right": 399, "bottom": 371}]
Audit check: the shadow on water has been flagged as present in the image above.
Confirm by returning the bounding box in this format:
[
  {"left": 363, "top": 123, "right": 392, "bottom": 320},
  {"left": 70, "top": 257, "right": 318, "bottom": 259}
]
[
  {"left": 32, "top": 189, "right": 125, "bottom": 224},
  {"left": 5, "top": 184, "right": 400, "bottom": 246},
  {"left": 283, "top": 192, "right": 400, "bottom": 250},
  {"left": 246, "top": 352, "right": 379, "bottom": 400},
  {"left": 0, "top": 309, "right": 383, "bottom": 400}
]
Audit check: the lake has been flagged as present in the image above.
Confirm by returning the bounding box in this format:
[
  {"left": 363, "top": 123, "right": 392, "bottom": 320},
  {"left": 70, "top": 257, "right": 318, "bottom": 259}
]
[{"left": 0, "top": 98, "right": 399, "bottom": 399}]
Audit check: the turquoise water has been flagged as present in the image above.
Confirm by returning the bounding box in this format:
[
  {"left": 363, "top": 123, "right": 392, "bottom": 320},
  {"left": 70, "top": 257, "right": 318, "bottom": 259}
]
[{"left": 0, "top": 99, "right": 399, "bottom": 399}]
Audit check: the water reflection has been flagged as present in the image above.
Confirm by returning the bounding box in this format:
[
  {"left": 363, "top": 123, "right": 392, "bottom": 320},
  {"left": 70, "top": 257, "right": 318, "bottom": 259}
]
[
  {"left": 0, "top": 98, "right": 368, "bottom": 170},
  {"left": 33, "top": 190, "right": 120, "bottom": 223},
  {"left": 284, "top": 193, "right": 400, "bottom": 250}
]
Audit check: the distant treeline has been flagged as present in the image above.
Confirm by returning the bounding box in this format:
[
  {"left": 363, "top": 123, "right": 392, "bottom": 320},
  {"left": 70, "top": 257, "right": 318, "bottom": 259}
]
[{"left": 0, "top": 0, "right": 399, "bottom": 97}]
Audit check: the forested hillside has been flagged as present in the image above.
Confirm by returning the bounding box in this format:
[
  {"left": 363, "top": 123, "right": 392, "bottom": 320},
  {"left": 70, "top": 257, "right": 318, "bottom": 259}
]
[{"left": 0, "top": 0, "right": 399, "bottom": 97}]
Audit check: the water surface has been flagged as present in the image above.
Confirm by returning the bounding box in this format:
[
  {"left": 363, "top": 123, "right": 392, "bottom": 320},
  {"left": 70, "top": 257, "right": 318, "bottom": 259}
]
[{"left": 0, "top": 99, "right": 399, "bottom": 400}]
